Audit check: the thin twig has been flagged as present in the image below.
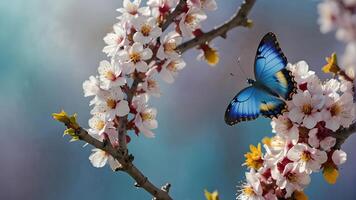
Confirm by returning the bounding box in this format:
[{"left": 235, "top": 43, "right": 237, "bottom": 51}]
[
  {"left": 161, "top": 0, "right": 187, "bottom": 32},
  {"left": 67, "top": 125, "right": 173, "bottom": 200},
  {"left": 333, "top": 122, "right": 356, "bottom": 149},
  {"left": 176, "top": 0, "right": 256, "bottom": 54},
  {"left": 117, "top": 79, "right": 140, "bottom": 154}
]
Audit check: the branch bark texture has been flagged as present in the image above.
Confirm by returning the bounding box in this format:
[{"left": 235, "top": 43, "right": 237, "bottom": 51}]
[
  {"left": 176, "top": 0, "right": 256, "bottom": 53},
  {"left": 333, "top": 121, "right": 356, "bottom": 149}
]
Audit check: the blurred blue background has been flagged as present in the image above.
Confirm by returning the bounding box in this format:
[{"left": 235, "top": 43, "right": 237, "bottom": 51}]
[{"left": 1, "top": 0, "right": 355, "bottom": 199}]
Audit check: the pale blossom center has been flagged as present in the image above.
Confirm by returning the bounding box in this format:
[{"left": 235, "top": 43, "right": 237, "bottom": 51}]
[
  {"left": 286, "top": 172, "right": 298, "bottom": 183},
  {"left": 141, "top": 112, "right": 153, "bottom": 121},
  {"left": 302, "top": 104, "right": 312, "bottom": 115},
  {"left": 185, "top": 14, "right": 196, "bottom": 25},
  {"left": 128, "top": 5, "right": 138, "bottom": 15},
  {"left": 164, "top": 41, "right": 177, "bottom": 52},
  {"left": 140, "top": 24, "right": 152, "bottom": 36},
  {"left": 147, "top": 79, "right": 157, "bottom": 90},
  {"left": 105, "top": 71, "right": 117, "bottom": 81},
  {"left": 130, "top": 52, "right": 142, "bottom": 63},
  {"left": 301, "top": 151, "right": 312, "bottom": 162},
  {"left": 242, "top": 186, "right": 255, "bottom": 196},
  {"left": 167, "top": 61, "right": 178, "bottom": 72},
  {"left": 330, "top": 103, "right": 341, "bottom": 116},
  {"left": 95, "top": 120, "right": 105, "bottom": 130},
  {"left": 106, "top": 98, "right": 117, "bottom": 109},
  {"left": 283, "top": 118, "right": 294, "bottom": 130}
]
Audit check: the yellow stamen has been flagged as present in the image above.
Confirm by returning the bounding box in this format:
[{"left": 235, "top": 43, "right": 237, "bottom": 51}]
[
  {"left": 330, "top": 103, "right": 342, "bottom": 116},
  {"left": 106, "top": 98, "right": 117, "bottom": 109},
  {"left": 164, "top": 41, "right": 177, "bottom": 52},
  {"left": 130, "top": 52, "right": 141, "bottom": 63},
  {"left": 140, "top": 24, "right": 152, "bottom": 36},
  {"left": 242, "top": 186, "right": 255, "bottom": 196},
  {"left": 185, "top": 14, "right": 195, "bottom": 24},
  {"left": 147, "top": 79, "right": 157, "bottom": 90},
  {"left": 286, "top": 172, "right": 298, "bottom": 183},
  {"left": 95, "top": 120, "right": 105, "bottom": 130},
  {"left": 141, "top": 112, "right": 153, "bottom": 121},
  {"left": 167, "top": 61, "right": 178, "bottom": 72},
  {"left": 301, "top": 151, "right": 312, "bottom": 162},
  {"left": 105, "top": 71, "right": 116, "bottom": 81},
  {"left": 302, "top": 104, "right": 312, "bottom": 115}
]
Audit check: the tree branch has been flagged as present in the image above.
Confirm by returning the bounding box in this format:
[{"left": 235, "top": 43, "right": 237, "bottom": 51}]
[
  {"left": 333, "top": 122, "right": 356, "bottom": 149},
  {"left": 176, "top": 0, "right": 256, "bottom": 54},
  {"left": 65, "top": 125, "right": 173, "bottom": 200},
  {"left": 117, "top": 79, "right": 140, "bottom": 154},
  {"left": 161, "top": 0, "right": 187, "bottom": 31}
]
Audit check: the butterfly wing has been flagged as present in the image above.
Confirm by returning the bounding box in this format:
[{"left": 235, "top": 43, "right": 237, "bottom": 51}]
[
  {"left": 225, "top": 86, "right": 286, "bottom": 126},
  {"left": 254, "top": 32, "right": 296, "bottom": 100}
]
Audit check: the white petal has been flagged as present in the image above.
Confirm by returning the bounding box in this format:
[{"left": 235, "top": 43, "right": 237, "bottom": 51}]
[
  {"left": 320, "top": 137, "right": 336, "bottom": 151},
  {"left": 117, "top": 100, "right": 130, "bottom": 116},
  {"left": 303, "top": 114, "right": 318, "bottom": 129},
  {"left": 289, "top": 108, "right": 304, "bottom": 123},
  {"left": 89, "top": 149, "right": 108, "bottom": 168},
  {"left": 332, "top": 150, "right": 347, "bottom": 165}
]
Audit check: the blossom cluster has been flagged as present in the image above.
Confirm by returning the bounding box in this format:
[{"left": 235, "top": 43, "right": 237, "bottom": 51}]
[
  {"left": 318, "top": 0, "right": 356, "bottom": 72},
  {"left": 237, "top": 61, "right": 355, "bottom": 200},
  {"left": 81, "top": 0, "right": 218, "bottom": 170}
]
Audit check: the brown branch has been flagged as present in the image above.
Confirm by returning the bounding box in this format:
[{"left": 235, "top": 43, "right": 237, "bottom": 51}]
[
  {"left": 63, "top": 124, "right": 173, "bottom": 200},
  {"left": 161, "top": 0, "right": 187, "bottom": 31},
  {"left": 333, "top": 122, "right": 356, "bottom": 149},
  {"left": 176, "top": 0, "right": 256, "bottom": 54}
]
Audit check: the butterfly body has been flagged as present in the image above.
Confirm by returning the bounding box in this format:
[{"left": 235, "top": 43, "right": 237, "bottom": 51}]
[{"left": 225, "top": 32, "right": 296, "bottom": 126}]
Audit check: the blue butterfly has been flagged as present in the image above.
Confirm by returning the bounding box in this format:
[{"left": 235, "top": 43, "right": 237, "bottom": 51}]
[{"left": 225, "top": 32, "right": 296, "bottom": 126}]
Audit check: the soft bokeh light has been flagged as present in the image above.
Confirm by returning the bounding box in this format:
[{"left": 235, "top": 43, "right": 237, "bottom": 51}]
[{"left": 1, "top": 0, "right": 356, "bottom": 199}]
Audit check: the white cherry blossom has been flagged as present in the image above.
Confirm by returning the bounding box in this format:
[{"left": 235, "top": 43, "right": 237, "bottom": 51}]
[
  {"left": 160, "top": 58, "right": 186, "bottom": 83},
  {"left": 157, "top": 31, "right": 182, "bottom": 60},
  {"left": 179, "top": 8, "right": 207, "bottom": 37},
  {"left": 237, "top": 170, "right": 264, "bottom": 200},
  {"left": 332, "top": 150, "right": 347, "bottom": 165},
  {"left": 117, "top": 42, "right": 153, "bottom": 74},
  {"left": 272, "top": 163, "right": 310, "bottom": 198},
  {"left": 103, "top": 23, "right": 127, "bottom": 57},
  {"left": 271, "top": 113, "right": 299, "bottom": 144},
  {"left": 89, "top": 148, "right": 122, "bottom": 170},
  {"left": 88, "top": 113, "right": 116, "bottom": 136},
  {"left": 132, "top": 94, "right": 158, "bottom": 137},
  {"left": 98, "top": 60, "right": 126, "bottom": 90},
  {"left": 117, "top": 0, "right": 150, "bottom": 22},
  {"left": 308, "top": 128, "right": 336, "bottom": 151},
  {"left": 288, "top": 90, "right": 324, "bottom": 129},
  {"left": 91, "top": 89, "right": 130, "bottom": 120},
  {"left": 287, "top": 143, "right": 327, "bottom": 173},
  {"left": 132, "top": 16, "right": 162, "bottom": 44},
  {"left": 322, "top": 92, "right": 355, "bottom": 131}
]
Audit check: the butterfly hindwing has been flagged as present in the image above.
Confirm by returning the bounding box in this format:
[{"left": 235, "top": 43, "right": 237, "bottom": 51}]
[{"left": 225, "top": 87, "right": 286, "bottom": 126}]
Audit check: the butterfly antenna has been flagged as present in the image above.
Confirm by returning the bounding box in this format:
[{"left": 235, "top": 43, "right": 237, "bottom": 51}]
[{"left": 234, "top": 57, "right": 249, "bottom": 80}]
